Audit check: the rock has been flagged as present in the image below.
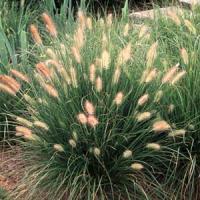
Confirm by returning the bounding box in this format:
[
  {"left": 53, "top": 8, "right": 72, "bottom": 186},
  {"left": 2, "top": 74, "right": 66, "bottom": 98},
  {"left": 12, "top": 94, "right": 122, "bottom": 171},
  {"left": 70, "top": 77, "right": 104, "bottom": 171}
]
[
  {"left": 179, "top": 0, "right": 200, "bottom": 6},
  {"left": 130, "top": 6, "right": 184, "bottom": 21}
]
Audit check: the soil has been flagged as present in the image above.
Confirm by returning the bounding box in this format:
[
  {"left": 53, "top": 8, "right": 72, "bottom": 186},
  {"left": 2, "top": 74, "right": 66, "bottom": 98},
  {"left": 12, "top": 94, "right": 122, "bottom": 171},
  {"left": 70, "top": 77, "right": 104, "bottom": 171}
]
[{"left": 0, "top": 146, "right": 24, "bottom": 193}]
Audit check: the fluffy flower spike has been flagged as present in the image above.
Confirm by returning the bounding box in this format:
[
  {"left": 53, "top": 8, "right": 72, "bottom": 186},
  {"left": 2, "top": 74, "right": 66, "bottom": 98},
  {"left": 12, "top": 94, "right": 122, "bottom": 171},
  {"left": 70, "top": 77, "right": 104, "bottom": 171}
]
[
  {"left": 10, "top": 69, "right": 30, "bottom": 83},
  {"left": 114, "top": 92, "right": 124, "bottom": 105},
  {"left": 131, "top": 163, "right": 144, "bottom": 170},
  {"left": 42, "top": 12, "right": 57, "bottom": 37},
  {"left": 77, "top": 113, "right": 87, "bottom": 125},
  {"left": 30, "top": 24, "right": 43, "bottom": 45},
  {"left": 153, "top": 120, "right": 171, "bottom": 133},
  {"left": 84, "top": 100, "right": 95, "bottom": 115}
]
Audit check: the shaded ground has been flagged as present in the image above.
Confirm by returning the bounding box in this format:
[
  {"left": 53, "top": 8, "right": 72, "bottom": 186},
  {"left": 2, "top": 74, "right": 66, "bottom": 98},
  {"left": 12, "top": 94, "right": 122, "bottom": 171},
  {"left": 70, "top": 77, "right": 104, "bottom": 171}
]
[{"left": 0, "top": 146, "right": 24, "bottom": 193}]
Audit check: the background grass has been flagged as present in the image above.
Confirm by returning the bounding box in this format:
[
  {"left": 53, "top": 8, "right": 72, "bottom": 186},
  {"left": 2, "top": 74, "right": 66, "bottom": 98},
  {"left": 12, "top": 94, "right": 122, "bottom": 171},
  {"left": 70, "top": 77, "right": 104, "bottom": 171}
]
[
  {"left": 147, "top": 5, "right": 200, "bottom": 199},
  {"left": 0, "top": 0, "right": 43, "bottom": 142}
]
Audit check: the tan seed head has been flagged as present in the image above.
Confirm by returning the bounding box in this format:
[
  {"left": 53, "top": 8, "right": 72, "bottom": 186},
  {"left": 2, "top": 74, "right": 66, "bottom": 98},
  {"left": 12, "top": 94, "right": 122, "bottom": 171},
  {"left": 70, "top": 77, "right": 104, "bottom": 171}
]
[
  {"left": 136, "top": 112, "right": 152, "bottom": 122},
  {"left": 0, "top": 75, "right": 21, "bottom": 93},
  {"left": 153, "top": 120, "right": 171, "bottom": 133},
  {"left": 10, "top": 69, "right": 30, "bottom": 83},
  {"left": 117, "top": 43, "right": 132, "bottom": 66},
  {"left": 162, "top": 63, "right": 180, "bottom": 84},
  {"left": 180, "top": 48, "right": 189, "bottom": 65},
  {"left": 167, "top": 11, "right": 181, "bottom": 26},
  {"left": 87, "top": 115, "right": 99, "bottom": 128},
  {"left": 146, "top": 41, "right": 158, "bottom": 68},
  {"left": 170, "top": 70, "right": 186, "bottom": 85},
  {"left": 0, "top": 83, "right": 16, "bottom": 96},
  {"left": 54, "top": 144, "right": 64, "bottom": 152},
  {"left": 137, "top": 94, "right": 149, "bottom": 106},
  {"left": 30, "top": 24, "right": 43, "bottom": 45},
  {"left": 131, "top": 163, "right": 144, "bottom": 170},
  {"left": 114, "top": 92, "right": 124, "bottom": 105},
  {"left": 34, "top": 121, "right": 49, "bottom": 131},
  {"left": 42, "top": 12, "right": 57, "bottom": 37},
  {"left": 86, "top": 17, "right": 92, "bottom": 30},
  {"left": 123, "top": 23, "right": 130, "bottom": 37},
  {"left": 146, "top": 143, "right": 161, "bottom": 150},
  {"left": 89, "top": 64, "right": 96, "bottom": 83},
  {"left": 113, "top": 67, "right": 121, "bottom": 84},
  {"left": 77, "top": 113, "right": 87, "bottom": 125},
  {"left": 168, "top": 129, "right": 186, "bottom": 137},
  {"left": 71, "top": 46, "right": 81, "bottom": 63},
  {"left": 69, "top": 139, "right": 77, "bottom": 148},
  {"left": 94, "top": 147, "right": 101, "bottom": 156},
  {"left": 184, "top": 19, "right": 196, "bottom": 34},
  {"left": 123, "top": 150, "right": 133, "bottom": 158},
  {"left": 16, "top": 117, "right": 33, "bottom": 128},
  {"left": 96, "top": 76, "right": 103, "bottom": 92},
  {"left": 84, "top": 100, "right": 95, "bottom": 115},
  {"left": 42, "top": 83, "right": 59, "bottom": 98}
]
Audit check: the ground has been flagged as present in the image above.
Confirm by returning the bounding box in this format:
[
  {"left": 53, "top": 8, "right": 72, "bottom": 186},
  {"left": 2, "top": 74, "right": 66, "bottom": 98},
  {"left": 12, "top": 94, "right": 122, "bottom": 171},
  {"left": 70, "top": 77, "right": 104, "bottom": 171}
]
[{"left": 0, "top": 146, "right": 24, "bottom": 193}]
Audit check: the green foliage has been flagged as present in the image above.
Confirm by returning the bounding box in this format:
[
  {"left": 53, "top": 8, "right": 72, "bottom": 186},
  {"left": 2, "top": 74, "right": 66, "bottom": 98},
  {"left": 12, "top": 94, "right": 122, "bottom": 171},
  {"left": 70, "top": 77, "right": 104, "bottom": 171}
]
[
  {"left": 0, "top": 187, "right": 8, "bottom": 200},
  {"left": 154, "top": 5, "right": 200, "bottom": 152},
  {"left": 0, "top": 1, "right": 29, "bottom": 65}
]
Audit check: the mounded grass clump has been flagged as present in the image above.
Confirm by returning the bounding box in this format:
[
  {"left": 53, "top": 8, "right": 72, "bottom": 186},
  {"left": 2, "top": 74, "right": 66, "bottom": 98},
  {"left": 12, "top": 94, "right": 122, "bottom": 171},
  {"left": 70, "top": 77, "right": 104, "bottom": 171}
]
[{"left": 4, "top": 11, "right": 191, "bottom": 200}]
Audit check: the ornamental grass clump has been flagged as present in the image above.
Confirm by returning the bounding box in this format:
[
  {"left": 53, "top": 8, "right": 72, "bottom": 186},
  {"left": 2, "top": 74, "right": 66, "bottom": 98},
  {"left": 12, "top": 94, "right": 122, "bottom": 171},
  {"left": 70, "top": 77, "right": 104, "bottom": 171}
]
[{"left": 10, "top": 11, "right": 188, "bottom": 200}]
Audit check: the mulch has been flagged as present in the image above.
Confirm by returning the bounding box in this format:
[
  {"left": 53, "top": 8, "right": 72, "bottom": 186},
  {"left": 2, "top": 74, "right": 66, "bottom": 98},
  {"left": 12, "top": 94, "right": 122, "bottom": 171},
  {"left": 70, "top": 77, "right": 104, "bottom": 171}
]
[{"left": 0, "top": 146, "right": 24, "bottom": 193}]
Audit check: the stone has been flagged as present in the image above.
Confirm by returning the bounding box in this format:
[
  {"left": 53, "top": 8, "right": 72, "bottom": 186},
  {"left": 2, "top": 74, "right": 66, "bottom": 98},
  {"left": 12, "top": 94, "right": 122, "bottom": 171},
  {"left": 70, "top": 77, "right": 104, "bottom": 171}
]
[
  {"left": 179, "top": 0, "right": 200, "bottom": 6},
  {"left": 130, "top": 6, "right": 184, "bottom": 20}
]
